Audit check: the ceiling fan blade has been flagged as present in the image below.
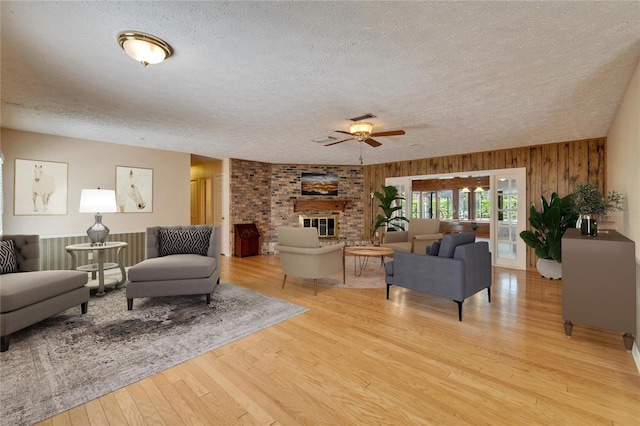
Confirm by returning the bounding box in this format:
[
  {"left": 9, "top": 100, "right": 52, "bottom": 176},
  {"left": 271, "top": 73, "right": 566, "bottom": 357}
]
[
  {"left": 334, "top": 130, "right": 354, "bottom": 136},
  {"left": 370, "top": 130, "right": 405, "bottom": 137},
  {"left": 364, "top": 138, "right": 382, "bottom": 147},
  {"left": 325, "top": 137, "right": 354, "bottom": 146}
]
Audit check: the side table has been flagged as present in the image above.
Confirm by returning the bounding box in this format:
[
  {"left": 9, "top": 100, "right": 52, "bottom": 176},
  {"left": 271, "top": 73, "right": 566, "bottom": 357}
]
[{"left": 65, "top": 242, "right": 128, "bottom": 296}]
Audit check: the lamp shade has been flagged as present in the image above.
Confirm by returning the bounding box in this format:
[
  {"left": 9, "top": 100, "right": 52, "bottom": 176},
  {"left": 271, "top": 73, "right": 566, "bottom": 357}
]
[
  {"left": 349, "top": 122, "right": 373, "bottom": 135},
  {"left": 117, "top": 31, "right": 172, "bottom": 66},
  {"left": 79, "top": 189, "right": 117, "bottom": 213}
]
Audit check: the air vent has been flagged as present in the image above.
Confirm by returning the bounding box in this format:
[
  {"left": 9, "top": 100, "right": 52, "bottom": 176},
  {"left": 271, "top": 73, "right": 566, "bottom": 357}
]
[
  {"left": 349, "top": 113, "right": 377, "bottom": 122},
  {"left": 312, "top": 136, "right": 337, "bottom": 143}
]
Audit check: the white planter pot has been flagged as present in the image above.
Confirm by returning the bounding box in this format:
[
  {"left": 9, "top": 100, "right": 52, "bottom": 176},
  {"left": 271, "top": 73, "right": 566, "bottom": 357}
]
[{"left": 536, "top": 258, "right": 562, "bottom": 279}]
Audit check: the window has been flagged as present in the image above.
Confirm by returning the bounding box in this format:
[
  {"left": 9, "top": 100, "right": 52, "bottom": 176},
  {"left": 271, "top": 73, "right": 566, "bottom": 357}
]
[
  {"left": 459, "top": 191, "right": 469, "bottom": 219},
  {"left": 438, "top": 190, "right": 453, "bottom": 220},
  {"left": 475, "top": 190, "right": 491, "bottom": 220},
  {"left": 411, "top": 191, "right": 436, "bottom": 218}
]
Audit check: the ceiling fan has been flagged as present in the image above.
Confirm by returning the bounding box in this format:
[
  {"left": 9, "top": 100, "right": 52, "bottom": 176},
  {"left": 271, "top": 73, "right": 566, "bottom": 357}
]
[{"left": 325, "top": 122, "right": 405, "bottom": 147}]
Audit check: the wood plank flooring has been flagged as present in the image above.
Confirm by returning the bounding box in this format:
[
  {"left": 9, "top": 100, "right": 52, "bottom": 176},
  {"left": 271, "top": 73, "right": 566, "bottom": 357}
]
[{"left": 37, "top": 254, "right": 639, "bottom": 425}]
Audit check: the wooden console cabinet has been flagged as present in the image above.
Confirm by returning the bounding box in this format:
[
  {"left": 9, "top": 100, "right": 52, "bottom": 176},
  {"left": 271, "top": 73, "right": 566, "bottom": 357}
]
[
  {"left": 234, "top": 223, "right": 260, "bottom": 258},
  {"left": 561, "top": 228, "right": 636, "bottom": 350}
]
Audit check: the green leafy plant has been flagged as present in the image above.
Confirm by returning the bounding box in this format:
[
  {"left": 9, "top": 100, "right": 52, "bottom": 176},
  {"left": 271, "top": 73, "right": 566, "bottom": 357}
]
[
  {"left": 571, "top": 182, "right": 624, "bottom": 216},
  {"left": 519, "top": 193, "right": 577, "bottom": 263},
  {"left": 372, "top": 185, "right": 409, "bottom": 237}
]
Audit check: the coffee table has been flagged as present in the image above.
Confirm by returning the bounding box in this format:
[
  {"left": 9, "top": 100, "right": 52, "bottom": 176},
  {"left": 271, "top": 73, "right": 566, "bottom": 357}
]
[{"left": 344, "top": 246, "right": 394, "bottom": 277}]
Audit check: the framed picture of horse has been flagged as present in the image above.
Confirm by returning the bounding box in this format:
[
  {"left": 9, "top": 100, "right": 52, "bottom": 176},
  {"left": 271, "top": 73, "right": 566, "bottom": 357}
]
[
  {"left": 115, "top": 166, "right": 153, "bottom": 213},
  {"left": 14, "top": 158, "right": 68, "bottom": 215}
]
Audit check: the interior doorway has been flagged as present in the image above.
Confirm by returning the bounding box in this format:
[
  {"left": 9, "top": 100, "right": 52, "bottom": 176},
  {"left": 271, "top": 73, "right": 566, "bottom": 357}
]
[{"left": 386, "top": 167, "right": 527, "bottom": 270}]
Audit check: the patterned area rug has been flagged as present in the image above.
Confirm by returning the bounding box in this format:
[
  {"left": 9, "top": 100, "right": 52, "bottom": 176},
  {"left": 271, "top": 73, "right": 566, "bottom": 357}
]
[{"left": 0, "top": 281, "right": 307, "bottom": 426}]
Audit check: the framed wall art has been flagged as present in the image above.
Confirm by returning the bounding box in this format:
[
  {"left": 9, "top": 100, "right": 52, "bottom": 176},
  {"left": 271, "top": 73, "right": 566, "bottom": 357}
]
[
  {"left": 301, "top": 172, "right": 338, "bottom": 196},
  {"left": 14, "top": 158, "right": 68, "bottom": 215},
  {"left": 115, "top": 166, "right": 153, "bottom": 213}
]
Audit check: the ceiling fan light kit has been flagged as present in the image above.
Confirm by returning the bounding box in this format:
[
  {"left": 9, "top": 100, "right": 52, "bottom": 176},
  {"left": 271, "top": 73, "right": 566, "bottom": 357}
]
[
  {"left": 325, "top": 120, "right": 406, "bottom": 152},
  {"left": 117, "top": 31, "right": 172, "bottom": 66},
  {"left": 349, "top": 122, "right": 373, "bottom": 139}
]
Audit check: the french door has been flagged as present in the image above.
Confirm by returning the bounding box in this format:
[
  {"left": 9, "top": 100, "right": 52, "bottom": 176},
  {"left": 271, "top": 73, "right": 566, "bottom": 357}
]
[
  {"left": 491, "top": 168, "right": 526, "bottom": 270},
  {"left": 386, "top": 167, "right": 527, "bottom": 270}
]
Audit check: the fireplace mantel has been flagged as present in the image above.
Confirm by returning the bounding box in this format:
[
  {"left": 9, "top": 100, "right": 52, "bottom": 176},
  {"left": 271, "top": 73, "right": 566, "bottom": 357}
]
[{"left": 293, "top": 199, "right": 349, "bottom": 212}]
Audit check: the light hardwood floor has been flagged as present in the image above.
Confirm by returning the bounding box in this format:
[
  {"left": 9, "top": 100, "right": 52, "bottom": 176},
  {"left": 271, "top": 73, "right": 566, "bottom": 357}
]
[{"left": 38, "top": 254, "right": 639, "bottom": 425}]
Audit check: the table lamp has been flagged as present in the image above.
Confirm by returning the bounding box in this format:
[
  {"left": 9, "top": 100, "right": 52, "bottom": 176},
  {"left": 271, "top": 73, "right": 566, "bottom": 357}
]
[{"left": 79, "top": 189, "right": 118, "bottom": 246}]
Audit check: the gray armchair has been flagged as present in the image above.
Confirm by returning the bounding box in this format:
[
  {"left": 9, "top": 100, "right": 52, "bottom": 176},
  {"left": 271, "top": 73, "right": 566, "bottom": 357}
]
[
  {"left": 275, "top": 226, "right": 345, "bottom": 295},
  {"left": 1, "top": 234, "right": 89, "bottom": 352},
  {"left": 126, "top": 225, "right": 221, "bottom": 310},
  {"left": 385, "top": 232, "right": 491, "bottom": 321}
]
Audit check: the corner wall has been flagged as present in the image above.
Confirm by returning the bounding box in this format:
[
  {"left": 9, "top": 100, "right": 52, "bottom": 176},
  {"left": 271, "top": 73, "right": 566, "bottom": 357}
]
[
  {"left": 606, "top": 59, "right": 640, "bottom": 369},
  {"left": 363, "top": 137, "right": 607, "bottom": 269},
  {"left": 1, "top": 128, "right": 190, "bottom": 236},
  {"left": 229, "top": 159, "right": 366, "bottom": 254}
]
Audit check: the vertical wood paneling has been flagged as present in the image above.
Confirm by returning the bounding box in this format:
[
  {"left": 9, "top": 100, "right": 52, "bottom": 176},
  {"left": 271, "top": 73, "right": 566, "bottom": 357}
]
[
  {"left": 363, "top": 137, "right": 606, "bottom": 268},
  {"left": 588, "top": 138, "right": 606, "bottom": 193},
  {"left": 568, "top": 140, "right": 589, "bottom": 189},
  {"left": 541, "top": 144, "right": 558, "bottom": 199},
  {"left": 557, "top": 143, "right": 571, "bottom": 196}
]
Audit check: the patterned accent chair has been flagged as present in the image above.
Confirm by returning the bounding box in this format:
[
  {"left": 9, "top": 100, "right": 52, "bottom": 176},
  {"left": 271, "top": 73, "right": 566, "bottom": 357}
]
[
  {"left": 0, "top": 234, "right": 89, "bottom": 352},
  {"left": 275, "top": 226, "right": 345, "bottom": 295},
  {"left": 126, "top": 225, "right": 221, "bottom": 310}
]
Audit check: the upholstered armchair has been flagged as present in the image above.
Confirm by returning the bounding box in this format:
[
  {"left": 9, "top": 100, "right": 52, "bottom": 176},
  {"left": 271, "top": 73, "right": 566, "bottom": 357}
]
[
  {"left": 385, "top": 232, "right": 491, "bottom": 321},
  {"left": 0, "top": 235, "right": 89, "bottom": 352},
  {"left": 126, "top": 225, "right": 221, "bottom": 310},
  {"left": 381, "top": 218, "right": 443, "bottom": 254},
  {"left": 275, "top": 226, "right": 345, "bottom": 295}
]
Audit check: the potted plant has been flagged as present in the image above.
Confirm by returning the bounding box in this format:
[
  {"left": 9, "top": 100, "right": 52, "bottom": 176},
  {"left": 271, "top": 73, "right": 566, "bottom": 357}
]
[
  {"left": 519, "top": 192, "right": 577, "bottom": 279},
  {"left": 571, "top": 183, "right": 624, "bottom": 236},
  {"left": 371, "top": 185, "right": 409, "bottom": 238}
]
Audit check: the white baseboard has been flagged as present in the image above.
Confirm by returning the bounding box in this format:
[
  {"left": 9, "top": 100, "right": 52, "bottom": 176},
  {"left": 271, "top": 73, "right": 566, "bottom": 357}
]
[{"left": 633, "top": 342, "right": 640, "bottom": 374}]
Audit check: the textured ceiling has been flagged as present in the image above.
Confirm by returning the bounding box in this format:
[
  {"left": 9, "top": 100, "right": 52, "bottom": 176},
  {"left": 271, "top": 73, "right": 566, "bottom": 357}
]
[{"left": 2, "top": 1, "right": 639, "bottom": 165}]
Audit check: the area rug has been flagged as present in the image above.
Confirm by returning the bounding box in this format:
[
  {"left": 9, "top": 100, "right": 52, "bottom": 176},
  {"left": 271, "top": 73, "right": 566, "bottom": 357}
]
[
  {"left": 317, "top": 255, "right": 387, "bottom": 289},
  {"left": 0, "top": 281, "right": 308, "bottom": 426}
]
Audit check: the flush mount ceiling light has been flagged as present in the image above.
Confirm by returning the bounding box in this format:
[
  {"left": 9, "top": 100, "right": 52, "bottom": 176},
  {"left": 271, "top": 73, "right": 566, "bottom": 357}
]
[
  {"left": 117, "top": 31, "right": 172, "bottom": 66},
  {"left": 349, "top": 122, "right": 373, "bottom": 141}
]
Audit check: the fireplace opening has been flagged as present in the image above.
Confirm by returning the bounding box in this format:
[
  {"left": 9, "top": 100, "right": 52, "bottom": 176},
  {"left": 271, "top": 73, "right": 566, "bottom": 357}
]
[{"left": 299, "top": 214, "right": 338, "bottom": 239}]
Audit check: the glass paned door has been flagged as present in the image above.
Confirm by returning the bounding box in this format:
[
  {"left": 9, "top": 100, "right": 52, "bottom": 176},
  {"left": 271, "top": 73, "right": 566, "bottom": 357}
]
[{"left": 492, "top": 169, "right": 526, "bottom": 270}]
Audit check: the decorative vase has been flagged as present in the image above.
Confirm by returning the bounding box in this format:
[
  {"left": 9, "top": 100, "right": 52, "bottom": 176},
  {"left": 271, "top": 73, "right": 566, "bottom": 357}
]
[
  {"left": 536, "top": 258, "right": 562, "bottom": 279},
  {"left": 580, "top": 214, "right": 597, "bottom": 236}
]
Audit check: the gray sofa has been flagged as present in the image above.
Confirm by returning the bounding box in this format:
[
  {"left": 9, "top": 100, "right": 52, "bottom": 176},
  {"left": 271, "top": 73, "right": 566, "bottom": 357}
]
[
  {"left": 126, "top": 225, "right": 221, "bottom": 310},
  {"left": 385, "top": 232, "right": 492, "bottom": 321},
  {"left": 0, "top": 234, "right": 89, "bottom": 352}
]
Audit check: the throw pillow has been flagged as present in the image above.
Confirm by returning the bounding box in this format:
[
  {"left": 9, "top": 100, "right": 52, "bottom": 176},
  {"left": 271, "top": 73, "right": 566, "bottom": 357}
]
[
  {"left": 0, "top": 240, "right": 19, "bottom": 274},
  {"left": 427, "top": 241, "right": 440, "bottom": 256},
  {"left": 158, "top": 229, "right": 212, "bottom": 257}
]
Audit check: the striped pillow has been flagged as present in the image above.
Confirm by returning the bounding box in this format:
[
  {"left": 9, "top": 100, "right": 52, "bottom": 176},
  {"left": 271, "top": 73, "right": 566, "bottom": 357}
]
[
  {"left": 0, "top": 240, "right": 18, "bottom": 274},
  {"left": 158, "top": 229, "right": 211, "bottom": 257}
]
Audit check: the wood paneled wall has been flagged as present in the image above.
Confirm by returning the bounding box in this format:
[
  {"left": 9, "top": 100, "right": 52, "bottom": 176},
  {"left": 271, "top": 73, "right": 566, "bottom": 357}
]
[{"left": 363, "top": 137, "right": 606, "bottom": 268}]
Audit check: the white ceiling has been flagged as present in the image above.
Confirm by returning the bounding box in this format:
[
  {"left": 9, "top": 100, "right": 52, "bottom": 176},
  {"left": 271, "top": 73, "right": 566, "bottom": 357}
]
[{"left": 2, "top": 1, "right": 639, "bottom": 165}]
